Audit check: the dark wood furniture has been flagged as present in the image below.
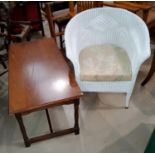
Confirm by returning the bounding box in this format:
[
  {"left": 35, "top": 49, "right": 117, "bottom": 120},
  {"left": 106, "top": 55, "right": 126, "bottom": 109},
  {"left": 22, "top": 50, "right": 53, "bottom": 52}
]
[
  {"left": 0, "top": 2, "right": 44, "bottom": 44},
  {"left": 45, "top": 2, "right": 71, "bottom": 50},
  {"left": 10, "top": 2, "right": 45, "bottom": 36},
  {"left": 0, "top": 2, "right": 31, "bottom": 43},
  {"left": 69, "top": 1, "right": 102, "bottom": 17},
  {"left": 76, "top": 1, "right": 102, "bottom": 13},
  {"left": 9, "top": 38, "right": 82, "bottom": 147}
]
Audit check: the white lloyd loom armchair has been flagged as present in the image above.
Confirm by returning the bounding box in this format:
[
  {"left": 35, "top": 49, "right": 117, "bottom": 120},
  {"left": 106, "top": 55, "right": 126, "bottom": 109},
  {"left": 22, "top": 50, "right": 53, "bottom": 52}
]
[{"left": 65, "top": 8, "right": 150, "bottom": 108}]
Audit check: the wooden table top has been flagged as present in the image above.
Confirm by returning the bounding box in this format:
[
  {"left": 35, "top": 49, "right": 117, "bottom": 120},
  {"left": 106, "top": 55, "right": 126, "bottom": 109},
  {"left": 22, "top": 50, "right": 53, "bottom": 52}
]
[{"left": 9, "top": 38, "right": 82, "bottom": 114}]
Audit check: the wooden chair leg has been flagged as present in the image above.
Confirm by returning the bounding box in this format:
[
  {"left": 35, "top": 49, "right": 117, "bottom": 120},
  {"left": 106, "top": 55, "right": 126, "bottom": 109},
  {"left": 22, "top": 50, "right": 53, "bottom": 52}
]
[
  {"left": 37, "top": 2, "right": 45, "bottom": 36},
  {"left": 141, "top": 52, "right": 155, "bottom": 86},
  {"left": 58, "top": 25, "right": 63, "bottom": 49}
]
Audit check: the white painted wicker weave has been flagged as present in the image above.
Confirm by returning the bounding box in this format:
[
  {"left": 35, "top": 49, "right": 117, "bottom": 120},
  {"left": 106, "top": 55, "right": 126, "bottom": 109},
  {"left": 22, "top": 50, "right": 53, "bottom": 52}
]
[{"left": 65, "top": 7, "right": 151, "bottom": 107}]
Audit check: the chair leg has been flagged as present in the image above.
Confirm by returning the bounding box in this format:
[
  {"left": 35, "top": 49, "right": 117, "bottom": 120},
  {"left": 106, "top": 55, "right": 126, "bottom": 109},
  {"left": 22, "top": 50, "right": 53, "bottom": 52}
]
[
  {"left": 58, "top": 25, "right": 63, "bottom": 49},
  {"left": 37, "top": 2, "right": 45, "bottom": 36},
  {"left": 141, "top": 52, "right": 155, "bottom": 86},
  {"left": 125, "top": 93, "right": 131, "bottom": 109},
  {"left": 59, "top": 35, "right": 63, "bottom": 49}
]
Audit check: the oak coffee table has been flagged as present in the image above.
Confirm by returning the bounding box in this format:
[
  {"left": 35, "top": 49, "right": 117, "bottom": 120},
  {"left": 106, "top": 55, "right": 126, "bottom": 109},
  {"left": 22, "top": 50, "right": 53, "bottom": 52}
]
[{"left": 9, "top": 38, "right": 82, "bottom": 147}]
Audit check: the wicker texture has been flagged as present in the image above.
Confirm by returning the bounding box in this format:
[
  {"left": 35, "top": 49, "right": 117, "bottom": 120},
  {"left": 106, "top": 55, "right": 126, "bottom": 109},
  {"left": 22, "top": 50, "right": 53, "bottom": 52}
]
[{"left": 65, "top": 7, "right": 150, "bottom": 107}]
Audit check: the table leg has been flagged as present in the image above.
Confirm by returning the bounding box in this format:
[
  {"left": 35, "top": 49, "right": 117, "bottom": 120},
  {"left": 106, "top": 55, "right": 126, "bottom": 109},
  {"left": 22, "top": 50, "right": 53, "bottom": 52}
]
[
  {"left": 15, "top": 114, "right": 31, "bottom": 147},
  {"left": 141, "top": 52, "right": 155, "bottom": 86},
  {"left": 45, "top": 109, "right": 53, "bottom": 133},
  {"left": 74, "top": 99, "right": 80, "bottom": 135},
  {"left": 15, "top": 99, "right": 80, "bottom": 147}
]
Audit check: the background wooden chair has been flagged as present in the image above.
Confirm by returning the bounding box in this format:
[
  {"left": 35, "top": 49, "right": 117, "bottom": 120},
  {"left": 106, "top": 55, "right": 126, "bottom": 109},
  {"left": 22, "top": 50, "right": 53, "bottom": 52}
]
[
  {"left": 0, "top": 1, "right": 31, "bottom": 76},
  {"left": 9, "top": 2, "right": 45, "bottom": 36},
  {"left": 45, "top": 1, "right": 102, "bottom": 51},
  {"left": 69, "top": 1, "right": 102, "bottom": 16},
  {"left": 45, "top": 2, "right": 72, "bottom": 50},
  {"left": 0, "top": 2, "right": 44, "bottom": 44},
  {"left": 0, "top": 1, "right": 44, "bottom": 76},
  {"left": 76, "top": 1, "right": 102, "bottom": 13}
]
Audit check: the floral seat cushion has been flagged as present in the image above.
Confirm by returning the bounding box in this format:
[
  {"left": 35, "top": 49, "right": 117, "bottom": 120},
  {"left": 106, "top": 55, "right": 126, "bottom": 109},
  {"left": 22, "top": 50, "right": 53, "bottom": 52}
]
[{"left": 79, "top": 44, "right": 132, "bottom": 81}]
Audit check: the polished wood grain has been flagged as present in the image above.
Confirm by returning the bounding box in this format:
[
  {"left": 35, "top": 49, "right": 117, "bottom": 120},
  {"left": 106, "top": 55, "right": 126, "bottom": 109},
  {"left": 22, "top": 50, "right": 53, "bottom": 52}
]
[
  {"left": 102, "top": 2, "right": 141, "bottom": 13},
  {"left": 9, "top": 38, "right": 82, "bottom": 114},
  {"left": 115, "top": 1, "right": 152, "bottom": 10}
]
